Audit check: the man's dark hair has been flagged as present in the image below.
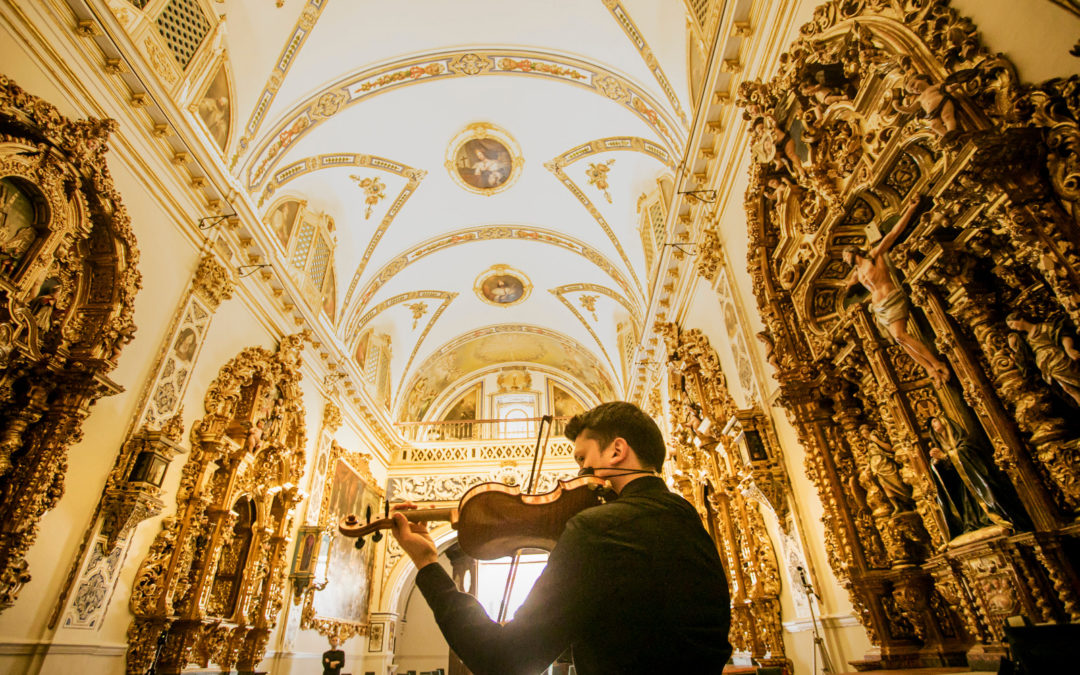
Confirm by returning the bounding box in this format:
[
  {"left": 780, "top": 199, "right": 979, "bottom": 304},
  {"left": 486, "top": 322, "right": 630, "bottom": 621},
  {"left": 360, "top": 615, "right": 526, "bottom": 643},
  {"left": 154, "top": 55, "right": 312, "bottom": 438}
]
[{"left": 564, "top": 401, "right": 666, "bottom": 471}]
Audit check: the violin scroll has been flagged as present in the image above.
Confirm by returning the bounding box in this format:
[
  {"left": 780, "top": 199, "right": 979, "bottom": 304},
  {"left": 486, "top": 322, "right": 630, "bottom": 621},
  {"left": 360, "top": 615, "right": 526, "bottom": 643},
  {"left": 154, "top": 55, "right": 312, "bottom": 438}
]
[{"left": 339, "top": 506, "right": 457, "bottom": 549}]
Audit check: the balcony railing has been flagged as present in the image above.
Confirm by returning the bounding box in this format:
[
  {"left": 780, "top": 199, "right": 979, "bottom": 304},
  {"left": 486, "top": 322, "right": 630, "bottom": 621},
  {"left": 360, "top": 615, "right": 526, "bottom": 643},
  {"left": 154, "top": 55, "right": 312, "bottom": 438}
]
[{"left": 396, "top": 416, "right": 572, "bottom": 442}]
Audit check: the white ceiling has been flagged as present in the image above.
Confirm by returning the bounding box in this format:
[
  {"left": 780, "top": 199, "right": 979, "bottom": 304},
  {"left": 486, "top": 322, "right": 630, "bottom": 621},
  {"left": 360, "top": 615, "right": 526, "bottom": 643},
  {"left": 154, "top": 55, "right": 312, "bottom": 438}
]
[{"left": 224, "top": 0, "right": 693, "bottom": 418}]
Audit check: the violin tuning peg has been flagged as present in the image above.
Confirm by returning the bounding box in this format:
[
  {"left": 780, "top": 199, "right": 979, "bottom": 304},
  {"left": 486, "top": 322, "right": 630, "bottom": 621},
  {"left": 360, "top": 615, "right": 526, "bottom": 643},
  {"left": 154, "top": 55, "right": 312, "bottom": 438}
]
[
  {"left": 372, "top": 531, "right": 383, "bottom": 543},
  {"left": 384, "top": 501, "right": 390, "bottom": 518},
  {"left": 355, "top": 538, "right": 365, "bottom": 550},
  {"left": 343, "top": 514, "right": 358, "bottom": 526}
]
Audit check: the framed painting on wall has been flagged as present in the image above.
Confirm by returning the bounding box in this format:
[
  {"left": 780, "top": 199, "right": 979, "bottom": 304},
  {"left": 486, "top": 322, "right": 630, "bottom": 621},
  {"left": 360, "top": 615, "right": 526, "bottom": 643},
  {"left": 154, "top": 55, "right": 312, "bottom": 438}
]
[{"left": 301, "top": 443, "right": 382, "bottom": 641}]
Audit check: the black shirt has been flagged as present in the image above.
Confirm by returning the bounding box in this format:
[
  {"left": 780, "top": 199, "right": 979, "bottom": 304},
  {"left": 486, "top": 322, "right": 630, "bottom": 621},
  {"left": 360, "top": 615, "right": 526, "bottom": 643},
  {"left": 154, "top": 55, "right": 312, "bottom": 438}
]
[
  {"left": 415, "top": 476, "right": 732, "bottom": 674},
  {"left": 321, "top": 648, "right": 344, "bottom": 675}
]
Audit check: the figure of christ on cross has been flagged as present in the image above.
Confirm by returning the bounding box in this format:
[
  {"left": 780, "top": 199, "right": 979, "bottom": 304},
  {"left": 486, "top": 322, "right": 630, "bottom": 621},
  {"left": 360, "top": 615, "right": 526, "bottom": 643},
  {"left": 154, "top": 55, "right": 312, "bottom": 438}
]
[{"left": 842, "top": 196, "right": 951, "bottom": 384}]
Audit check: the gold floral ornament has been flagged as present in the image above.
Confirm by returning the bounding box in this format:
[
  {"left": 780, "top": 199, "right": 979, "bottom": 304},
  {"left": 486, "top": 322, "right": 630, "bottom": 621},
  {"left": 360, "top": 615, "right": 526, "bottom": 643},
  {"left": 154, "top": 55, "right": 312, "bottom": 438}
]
[
  {"left": 405, "top": 302, "right": 428, "bottom": 329},
  {"left": 586, "top": 159, "right": 615, "bottom": 203},
  {"left": 580, "top": 294, "right": 598, "bottom": 320},
  {"left": 351, "top": 175, "right": 386, "bottom": 220}
]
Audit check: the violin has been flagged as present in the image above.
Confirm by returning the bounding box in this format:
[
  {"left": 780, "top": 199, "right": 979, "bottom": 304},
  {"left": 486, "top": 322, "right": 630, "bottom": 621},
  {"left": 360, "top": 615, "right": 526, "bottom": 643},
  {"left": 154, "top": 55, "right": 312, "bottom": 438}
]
[{"left": 339, "top": 475, "right": 612, "bottom": 560}]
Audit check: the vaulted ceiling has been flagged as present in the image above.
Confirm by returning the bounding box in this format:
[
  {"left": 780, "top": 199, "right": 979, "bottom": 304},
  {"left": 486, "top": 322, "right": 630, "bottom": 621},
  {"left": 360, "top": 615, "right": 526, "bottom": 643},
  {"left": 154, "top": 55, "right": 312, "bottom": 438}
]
[{"left": 225, "top": 0, "right": 696, "bottom": 419}]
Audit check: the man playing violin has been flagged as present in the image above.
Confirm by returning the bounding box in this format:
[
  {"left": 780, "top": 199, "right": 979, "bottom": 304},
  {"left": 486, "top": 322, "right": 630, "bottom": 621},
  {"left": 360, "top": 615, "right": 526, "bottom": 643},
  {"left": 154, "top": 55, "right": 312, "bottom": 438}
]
[{"left": 391, "top": 401, "right": 732, "bottom": 674}]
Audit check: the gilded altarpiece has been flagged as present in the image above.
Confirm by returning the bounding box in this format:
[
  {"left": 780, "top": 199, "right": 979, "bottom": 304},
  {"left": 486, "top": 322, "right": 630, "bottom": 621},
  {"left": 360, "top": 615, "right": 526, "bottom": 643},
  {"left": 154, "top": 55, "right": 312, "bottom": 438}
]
[
  {"left": 0, "top": 76, "right": 141, "bottom": 611},
  {"left": 729, "top": 0, "right": 1080, "bottom": 667},
  {"left": 659, "top": 323, "right": 790, "bottom": 673},
  {"left": 126, "top": 335, "right": 308, "bottom": 674},
  {"left": 53, "top": 253, "right": 233, "bottom": 631}
]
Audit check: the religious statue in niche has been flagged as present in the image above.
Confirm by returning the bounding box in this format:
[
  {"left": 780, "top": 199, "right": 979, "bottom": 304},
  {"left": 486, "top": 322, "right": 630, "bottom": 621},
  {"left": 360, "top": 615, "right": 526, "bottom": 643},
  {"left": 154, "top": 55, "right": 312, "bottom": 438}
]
[
  {"left": 265, "top": 396, "right": 287, "bottom": 445},
  {"left": 843, "top": 196, "right": 951, "bottom": 384},
  {"left": 858, "top": 424, "right": 913, "bottom": 514},
  {"left": 926, "top": 415, "right": 1031, "bottom": 538},
  {"left": 244, "top": 419, "right": 264, "bottom": 454},
  {"left": 750, "top": 115, "right": 807, "bottom": 181},
  {"left": 797, "top": 61, "right": 854, "bottom": 116},
  {"left": 29, "top": 277, "right": 60, "bottom": 332},
  {"left": 1005, "top": 312, "right": 1080, "bottom": 408},
  {"left": 0, "top": 177, "right": 40, "bottom": 276},
  {"left": 893, "top": 69, "right": 979, "bottom": 144}
]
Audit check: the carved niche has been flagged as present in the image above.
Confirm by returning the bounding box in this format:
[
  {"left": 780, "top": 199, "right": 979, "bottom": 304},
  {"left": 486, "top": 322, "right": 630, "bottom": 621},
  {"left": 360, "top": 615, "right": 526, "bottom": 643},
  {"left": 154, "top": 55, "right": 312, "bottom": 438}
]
[
  {"left": 731, "top": 0, "right": 1080, "bottom": 668},
  {"left": 126, "top": 334, "right": 308, "bottom": 675},
  {"left": 0, "top": 76, "right": 141, "bottom": 611},
  {"left": 659, "top": 323, "right": 789, "bottom": 673}
]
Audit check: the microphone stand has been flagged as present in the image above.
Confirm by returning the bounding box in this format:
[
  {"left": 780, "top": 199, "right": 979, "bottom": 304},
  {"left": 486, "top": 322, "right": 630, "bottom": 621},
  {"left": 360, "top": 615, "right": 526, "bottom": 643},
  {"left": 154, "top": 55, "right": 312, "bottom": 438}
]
[{"left": 797, "top": 565, "right": 836, "bottom": 675}]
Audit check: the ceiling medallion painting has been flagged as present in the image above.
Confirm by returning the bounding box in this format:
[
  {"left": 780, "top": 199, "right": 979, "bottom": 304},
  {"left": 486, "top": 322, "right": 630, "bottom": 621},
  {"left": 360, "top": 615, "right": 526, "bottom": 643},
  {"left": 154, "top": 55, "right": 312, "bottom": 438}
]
[
  {"left": 474, "top": 264, "right": 532, "bottom": 307},
  {"left": 445, "top": 123, "right": 523, "bottom": 196}
]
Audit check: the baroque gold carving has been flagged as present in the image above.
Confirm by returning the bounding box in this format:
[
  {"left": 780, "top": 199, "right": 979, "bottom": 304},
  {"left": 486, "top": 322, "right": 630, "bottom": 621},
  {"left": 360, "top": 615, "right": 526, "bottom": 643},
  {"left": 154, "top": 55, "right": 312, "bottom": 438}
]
[
  {"left": 0, "top": 75, "right": 141, "bottom": 611},
  {"left": 659, "top": 323, "right": 789, "bottom": 671},
  {"left": 126, "top": 335, "right": 308, "bottom": 674},
  {"left": 731, "top": 0, "right": 1080, "bottom": 666},
  {"left": 192, "top": 253, "right": 233, "bottom": 309}
]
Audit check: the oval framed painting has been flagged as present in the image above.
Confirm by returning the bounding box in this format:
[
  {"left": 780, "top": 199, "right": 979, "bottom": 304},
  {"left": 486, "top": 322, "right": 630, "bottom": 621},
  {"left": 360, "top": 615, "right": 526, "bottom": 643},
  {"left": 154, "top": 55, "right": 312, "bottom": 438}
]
[
  {"left": 474, "top": 265, "right": 532, "bottom": 307},
  {"left": 445, "top": 123, "right": 523, "bottom": 196}
]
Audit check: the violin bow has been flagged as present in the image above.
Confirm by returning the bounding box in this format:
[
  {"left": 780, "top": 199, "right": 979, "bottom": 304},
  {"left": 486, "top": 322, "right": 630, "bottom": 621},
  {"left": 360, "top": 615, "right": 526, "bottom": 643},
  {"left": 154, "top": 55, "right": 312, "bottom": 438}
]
[{"left": 497, "top": 414, "right": 554, "bottom": 623}]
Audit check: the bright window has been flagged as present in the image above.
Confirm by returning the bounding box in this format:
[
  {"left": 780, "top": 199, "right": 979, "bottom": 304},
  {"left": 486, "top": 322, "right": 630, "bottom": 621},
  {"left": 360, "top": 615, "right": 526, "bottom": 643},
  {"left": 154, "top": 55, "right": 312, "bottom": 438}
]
[
  {"left": 474, "top": 552, "right": 549, "bottom": 621},
  {"left": 494, "top": 394, "right": 536, "bottom": 439}
]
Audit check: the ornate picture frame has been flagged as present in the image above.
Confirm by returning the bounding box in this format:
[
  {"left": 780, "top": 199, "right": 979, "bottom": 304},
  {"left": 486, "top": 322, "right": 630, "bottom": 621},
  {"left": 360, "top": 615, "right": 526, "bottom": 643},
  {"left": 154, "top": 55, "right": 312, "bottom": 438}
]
[
  {"left": 445, "top": 122, "right": 523, "bottom": 196},
  {"left": 300, "top": 442, "right": 383, "bottom": 642},
  {"left": 473, "top": 264, "right": 532, "bottom": 307}
]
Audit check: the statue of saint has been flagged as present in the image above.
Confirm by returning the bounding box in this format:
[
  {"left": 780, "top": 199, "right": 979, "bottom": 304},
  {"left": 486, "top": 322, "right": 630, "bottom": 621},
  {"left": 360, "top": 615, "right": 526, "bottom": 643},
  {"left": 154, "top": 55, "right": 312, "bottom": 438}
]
[
  {"left": 858, "top": 425, "right": 913, "bottom": 514},
  {"left": 243, "top": 419, "right": 264, "bottom": 454},
  {"left": 895, "top": 73, "right": 960, "bottom": 140},
  {"left": 926, "top": 415, "right": 1031, "bottom": 537},
  {"left": 1005, "top": 312, "right": 1080, "bottom": 407},
  {"left": 843, "top": 197, "right": 950, "bottom": 384},
  {"left": 265, "top": 398, "right": 286, "bottom": 444}
]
